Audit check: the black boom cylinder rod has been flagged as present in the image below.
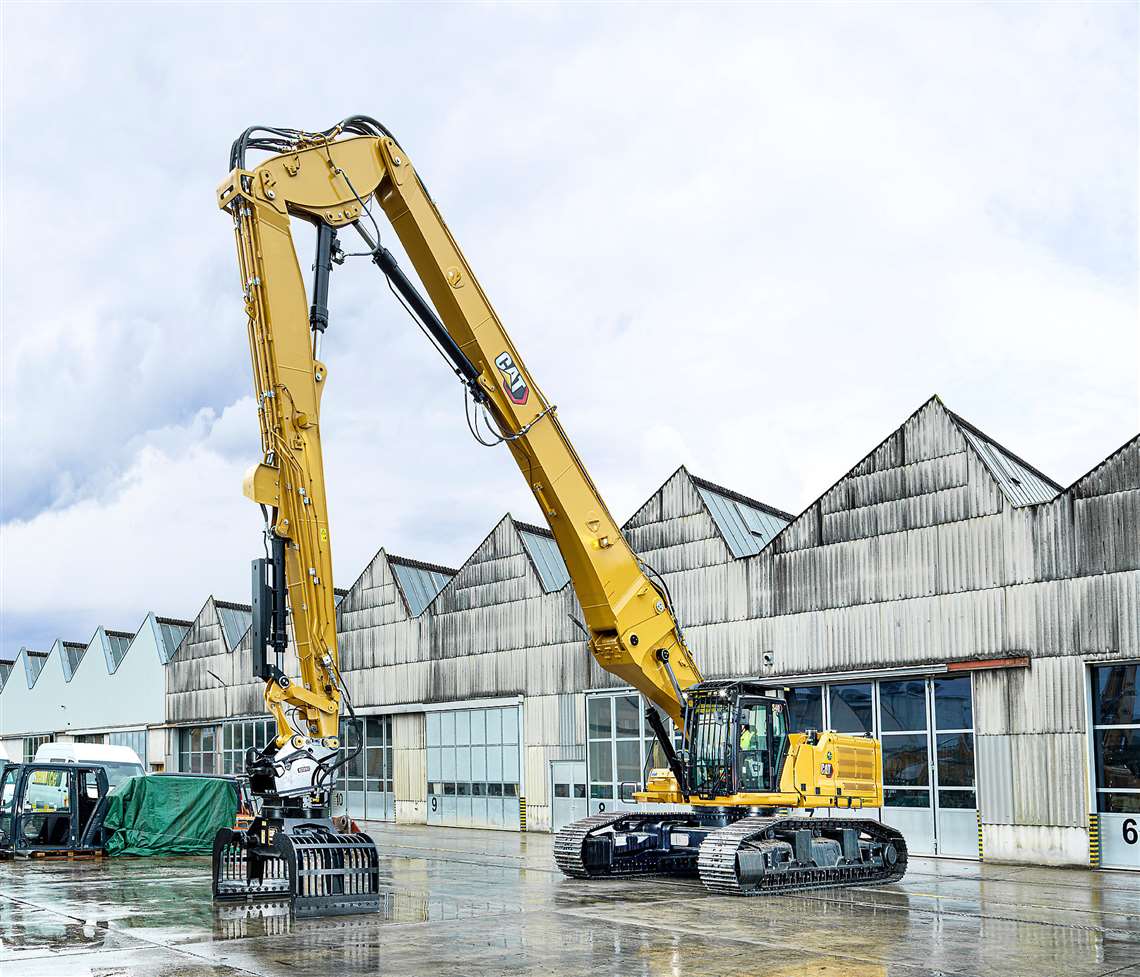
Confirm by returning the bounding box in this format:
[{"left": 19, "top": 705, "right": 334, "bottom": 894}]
[
  {"left": 310, "top": 224, "right": 337, "bottom": 333},
  {"left": 352, "top": 222, "right": 483, "bottom": 389},
  {"left": 646, "top": 707, "right": 687, "bottom": 796}
]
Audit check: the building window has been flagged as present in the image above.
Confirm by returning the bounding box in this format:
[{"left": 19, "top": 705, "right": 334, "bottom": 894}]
[
  {"left": 178, "top": 726, "right": 218, "bottom": 773},
  {"left": 74, "top": 734, "right": 106, "bottom": 745},
  {"left": 932, "top": 676, "right": 975, "bottom": 810},
  {"left": 828, "top": 683, "right": 874, "bottom": 734},
  {"left": 364, "top": 717, "right": 394, "bottom": 798},
  {"left": 786, "top": 686, "right": 823, "bottom": 731},
  {"left": 339, "top": 716, "right": 394, "bottom": 804},
  {"left": 23, "top": 735, "right": 52, "bottom": 762},
  {"left": 109, "top": 729, "right": 148, "bottom": 765},
  {"left": 585, "top": 691, "right": 678, "bottom": 807},
  {"left": 1092, "top": 664, "right": 1140, "bottom": 814},
  {"left": 181, "top": 719, "right": 284, "bottom": 775},
  {"left": 221, "top": 719, "right": 276, "bottom": 775},
  {"left": 879, "top": 679, "right": 931, "bottom": 809}
]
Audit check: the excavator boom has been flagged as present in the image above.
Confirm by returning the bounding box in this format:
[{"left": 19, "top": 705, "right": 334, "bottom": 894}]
[
  {"left": 220, "top": 124, "right": 701, "bottom": 728},
  {"left": 212, "top": 117, "right": 905, "bottom": 913}
]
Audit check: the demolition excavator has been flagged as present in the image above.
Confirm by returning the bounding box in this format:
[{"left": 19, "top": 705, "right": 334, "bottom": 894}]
[{"left": 212, "top": 116, "right": 907, "bottom": 916}]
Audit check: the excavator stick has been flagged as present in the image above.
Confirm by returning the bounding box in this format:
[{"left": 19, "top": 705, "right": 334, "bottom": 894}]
[{"left": 212, "top": 817, "right": 381, "bottom": 918}]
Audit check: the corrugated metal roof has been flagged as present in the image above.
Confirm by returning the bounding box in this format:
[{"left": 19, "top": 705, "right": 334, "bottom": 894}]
[
  {"left": 216, "top": 602, "right": 253, "bottom": 650},
  {"left": 950, "top": 412, "right": 1060, "bottom": 507},
  {"left": 62, "top": 641, "right": 88, "bottom": 680},
  {"left": 105, "top": 630, "right": 135, "bottom": 671},
  {"left": 691, "top": 476, "right": 793, "bottom": 558},
  {"left": 334, "top": 588, "right": 349, "bottom": 608},
  {"left": 389, "top": 556, "right": 456, "bottom": 616},
  {"left": 516, "top": 523, "right": 571, "bottom": 593},
  {"left": 156, "top": 617, "right": 192, "bottom": 663}
]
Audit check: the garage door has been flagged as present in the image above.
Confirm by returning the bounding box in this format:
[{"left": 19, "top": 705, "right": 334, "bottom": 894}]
[{"left": 427, "top": 705, "right": 521, "bottom": 830}]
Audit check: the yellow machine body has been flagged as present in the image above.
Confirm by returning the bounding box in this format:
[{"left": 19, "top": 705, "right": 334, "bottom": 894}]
[{"left": 636, "top": 732, "right": 884, "bottom": 809}]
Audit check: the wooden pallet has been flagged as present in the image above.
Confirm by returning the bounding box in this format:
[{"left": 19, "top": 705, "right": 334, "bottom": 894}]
[{"left": 14, "top": 848, "right": 104, "bottom": 861}]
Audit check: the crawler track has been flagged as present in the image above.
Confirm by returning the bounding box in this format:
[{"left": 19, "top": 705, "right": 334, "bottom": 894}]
[
  {"left": 698, "top": 816, "right": 908, "bottom": 895},
  {"left": 555, "top": 812, "right": 908, "bottom": 895},
  {"left": 553, "top": 810, "right": 692, "bottom": 879}
]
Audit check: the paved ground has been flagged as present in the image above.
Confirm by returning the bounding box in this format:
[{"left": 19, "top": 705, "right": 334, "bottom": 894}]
[{"left": 2, "top": 822, "right": 1139, "bottom": 977}]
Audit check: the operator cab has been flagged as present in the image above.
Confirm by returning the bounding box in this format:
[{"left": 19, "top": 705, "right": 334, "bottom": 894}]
[
  {"left": 683, "top": 682, "right": 790, "bottom": 800},
  {"left": 0, "top": 762, "right": 110, "bottom": 856}
]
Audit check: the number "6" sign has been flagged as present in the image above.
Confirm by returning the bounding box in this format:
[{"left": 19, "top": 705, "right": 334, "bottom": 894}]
[{"left": 1124, "top": 818, "right": 1138, "bottom": 845}]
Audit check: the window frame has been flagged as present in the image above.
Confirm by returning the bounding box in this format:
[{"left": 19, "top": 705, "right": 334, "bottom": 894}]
[{"left": 1091, "top": 663, "right": 1140, "bottom": 814}]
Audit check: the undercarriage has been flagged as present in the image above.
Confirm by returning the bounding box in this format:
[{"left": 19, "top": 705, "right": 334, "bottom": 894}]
[{"left": 554, "top": 809, "right": 907, "bottom": 895}]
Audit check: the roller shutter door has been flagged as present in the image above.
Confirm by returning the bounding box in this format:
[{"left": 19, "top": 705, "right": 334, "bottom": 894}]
[{"left": 427, "top": 705, "right": 521, "bottom": 830}]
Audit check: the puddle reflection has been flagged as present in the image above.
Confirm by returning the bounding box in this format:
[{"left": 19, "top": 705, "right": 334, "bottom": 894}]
[
  {"left": 0, "top": 904, "right": 113, "bottom": 958},
  {"left": 211, "top": 889, "right": 524, "bottom": 941}
]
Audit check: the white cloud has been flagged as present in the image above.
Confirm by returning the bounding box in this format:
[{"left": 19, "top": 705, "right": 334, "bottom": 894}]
[{"left": 1, "top": 2, "right": 1136, "bottom": 654}]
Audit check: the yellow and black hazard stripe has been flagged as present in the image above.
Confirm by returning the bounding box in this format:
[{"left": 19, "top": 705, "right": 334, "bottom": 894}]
[
  {"left": 1088, "top": 813, "right": 1100, "bottom": 868},
  {"left": 976, "top": 811, "right": 984, "bottom": 861},
  {"left": 519, "top": 795, "right": 527, "bottom": 832}
]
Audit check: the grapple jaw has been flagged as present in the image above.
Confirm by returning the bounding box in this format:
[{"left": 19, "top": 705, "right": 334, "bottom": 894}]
[{"left": 213, "top": 817, "right": 381, "bottom": 918}]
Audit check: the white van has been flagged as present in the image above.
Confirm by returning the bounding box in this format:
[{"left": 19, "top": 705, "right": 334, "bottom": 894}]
[{"left": 33, "top": 743, "right": 145, "bottom": 789}]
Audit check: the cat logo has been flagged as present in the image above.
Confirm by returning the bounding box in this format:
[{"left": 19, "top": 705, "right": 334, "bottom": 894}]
[
  {"left": 820, "top": 762, "right": 834, "bottom": 777},
  {"left": 495, "top": 351, "right": 529, "bottom": 405}
]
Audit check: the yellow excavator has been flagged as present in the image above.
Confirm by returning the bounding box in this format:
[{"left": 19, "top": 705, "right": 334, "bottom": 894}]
[{"left": 211, "top": 116, "right": 907, "bottom": 916}]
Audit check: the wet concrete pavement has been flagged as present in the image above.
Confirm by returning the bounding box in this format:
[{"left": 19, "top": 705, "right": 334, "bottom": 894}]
[{"left": 2, "top": 822, "right": 1138, "bottom": 977}]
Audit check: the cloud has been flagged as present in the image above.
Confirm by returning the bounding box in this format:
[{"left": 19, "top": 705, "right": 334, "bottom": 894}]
[{"left": 1, "top": 3, "right": 1136, "bottom": 656}]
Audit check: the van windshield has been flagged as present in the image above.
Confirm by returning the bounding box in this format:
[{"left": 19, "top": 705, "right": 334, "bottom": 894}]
[{"left": 99, "top": 762, "right": 145, "bottom": 789}]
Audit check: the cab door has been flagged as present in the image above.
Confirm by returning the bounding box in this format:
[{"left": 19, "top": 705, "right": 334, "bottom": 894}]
[
  {"left": 0, "top": 766, "right": 19, "bottom": 849},
  {"left": 75, "top": 767, "right": 110, "bottom": 848},
  {"left": 738, "top": 699, "right": 786, "bottom": 794}
]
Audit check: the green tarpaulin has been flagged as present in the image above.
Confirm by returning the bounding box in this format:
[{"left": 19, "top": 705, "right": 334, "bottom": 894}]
[{"left": 103, "top": 776, "right": 238, "bottom": 856}]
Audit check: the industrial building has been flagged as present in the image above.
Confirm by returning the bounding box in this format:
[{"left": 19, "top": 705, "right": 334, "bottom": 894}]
[
  {"left": 0, "top": 615, "right": 191, "bottom": 767},
  {"left": 6, "top": 396, "right": 1138, "bottom": 871}
]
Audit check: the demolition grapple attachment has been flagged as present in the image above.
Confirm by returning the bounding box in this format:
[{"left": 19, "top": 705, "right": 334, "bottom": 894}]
[{"left": 212, "top": 817, "right": 381, "bottom": 918}]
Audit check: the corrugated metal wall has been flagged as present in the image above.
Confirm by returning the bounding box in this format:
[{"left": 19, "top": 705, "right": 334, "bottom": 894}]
[
  {"left": 164, "top": 596, "right": 298, "bottom": 727},
  {"left": 161, "top": 399, "right": 1138, "bottom": 850},
  {"left": 523, "top": 692, "right": 585, "bottom": 831}
]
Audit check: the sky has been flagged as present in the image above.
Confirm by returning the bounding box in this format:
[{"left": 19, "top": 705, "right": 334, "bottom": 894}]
[{"left": 1, "top": 2, "right": 1137, "bottom": 660}]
